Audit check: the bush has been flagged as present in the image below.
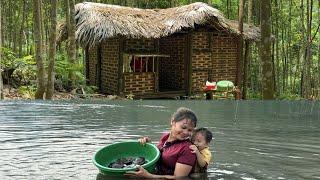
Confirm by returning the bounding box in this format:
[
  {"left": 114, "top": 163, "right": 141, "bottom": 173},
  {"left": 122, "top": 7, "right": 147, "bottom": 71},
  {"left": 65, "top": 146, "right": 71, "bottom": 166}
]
[
  {"left": 246, "top": 89, "right": 262, "bottom": 99},
  {"left": 278, "top": 91, "right": 302, "bottom": 100},
  {"left": 18, "top": 85, "right": 36, "bottom": 99}
]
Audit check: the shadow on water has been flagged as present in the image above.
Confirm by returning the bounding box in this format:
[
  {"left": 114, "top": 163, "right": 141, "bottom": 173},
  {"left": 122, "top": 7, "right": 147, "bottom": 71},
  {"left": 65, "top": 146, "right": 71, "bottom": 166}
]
[{"left": 0, "top": 100, "right": 319, "bottom": 179}]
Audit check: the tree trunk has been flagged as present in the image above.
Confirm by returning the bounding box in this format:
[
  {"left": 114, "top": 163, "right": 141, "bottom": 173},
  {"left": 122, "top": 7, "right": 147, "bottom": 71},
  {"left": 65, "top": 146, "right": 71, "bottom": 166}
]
[
  {"left": 236, "top": 0, "right": 244, "bottom": 98},
  {"left": 245, "top": 0, "right": 253, "bottom": 98},
  {"left": 12, "top": 1, "right": 19, "bottom": 54},
  {"left": 299, "top": 0, "right": 306, "bottom": 96},
  {"left": 260, "top": 0, "right": 274, "bottom": 99},
  {"left": 127, "top": 0, "right": 135, "bottom": 7},
  {"left": 66, "top": 0, "right": 77, "bottom": 90},
  {"left": 40, "top": 0, "right": 47, "bottom": 56},
  {"left": 18, "top": 0, "right": 27, "bottom": 57},
  {"left": 45, "top": 0, "right": 57, "bottom": 100},
  {"left": 302, "top": 0, "right": 312, "bottom": 98},
  {"left": 318, "top": 0, "right": 320, "bottom": 97},
  {"left": 243, "top": 41, "right": 250, "bottom": 99},
  {"left": 287, "top": 0, "right": 292, "bottom": 94},
  {"left": 0, "top": 0, "right": 3, "bottom": 99},
  {"left": 281, "top": 24, "right": 286, "bottom": 93},
  {"left": 172, "top": 0, "right": 178, "bottom": 7},
  {"left": 274, "top": 0, "right": 280, "bottom": 96},
  {"left": 226, "top": 0, "right": 230, "bottom": 19},
  {"left": 248, "top": 0, "right": 253, "bottom": 24},
  {"left": 33, "top": 0, "right": 46, "bottom": 99}
]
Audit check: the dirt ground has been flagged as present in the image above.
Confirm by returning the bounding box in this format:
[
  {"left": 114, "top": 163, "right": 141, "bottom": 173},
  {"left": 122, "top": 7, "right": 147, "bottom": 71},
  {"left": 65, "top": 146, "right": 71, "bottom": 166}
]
[{"left": 1, "top": 85, "right": 119, "bottom": 100}]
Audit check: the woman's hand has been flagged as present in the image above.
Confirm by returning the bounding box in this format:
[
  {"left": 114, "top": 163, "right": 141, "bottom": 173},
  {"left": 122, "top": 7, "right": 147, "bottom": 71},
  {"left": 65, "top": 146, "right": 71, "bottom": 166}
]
[
  {"left": 138, "top": 136, "right": 151, "bottom": 145},
  {"left": 124, "top": 165, "right": 154, "bottom": 178},
  {"left": 189, "top": 145, "right": 199, "bottom": 154}
]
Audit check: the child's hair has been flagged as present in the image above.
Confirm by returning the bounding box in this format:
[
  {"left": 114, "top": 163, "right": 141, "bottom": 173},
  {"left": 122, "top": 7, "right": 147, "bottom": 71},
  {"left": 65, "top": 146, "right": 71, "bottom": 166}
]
[{"left": 192, "top": 127, "right": 213, "bottom": 143}]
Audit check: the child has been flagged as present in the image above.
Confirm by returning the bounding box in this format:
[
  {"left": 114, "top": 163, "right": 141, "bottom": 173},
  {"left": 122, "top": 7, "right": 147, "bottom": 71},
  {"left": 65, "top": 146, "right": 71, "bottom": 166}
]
[{"left": 189, "top": 127, "right": 213, "bottom": 173}]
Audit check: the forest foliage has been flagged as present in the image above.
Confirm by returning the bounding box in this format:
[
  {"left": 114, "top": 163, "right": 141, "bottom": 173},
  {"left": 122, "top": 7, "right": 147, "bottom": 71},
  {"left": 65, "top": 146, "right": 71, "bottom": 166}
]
[{"left": 0, "top": 0, "right": 319, "bottom": 100}]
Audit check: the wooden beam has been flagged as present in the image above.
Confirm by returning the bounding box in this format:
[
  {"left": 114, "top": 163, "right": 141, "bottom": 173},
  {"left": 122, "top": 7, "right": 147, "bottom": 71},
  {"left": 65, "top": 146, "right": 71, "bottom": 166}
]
[
  {"left": 85, "top": 46, "right": 89, "bottom": 85},
  {"left": 236, "top": 0, "right": 245, "bottom": 97},
  {"left": 187, "top": 32, "right": 193, "bottom": 96},
  {"left": 117, "top": 37, "right": 124, "bottom": 95},
  {"left": 96, "top": 44, "right": 102, "bottom": 91},
  {"left": 155, "top": 57, "right": 159, "bottom": 92},
  {"left": 236, "top": 36, "right": 243, "bottom": 89},
  {"left": 242, "top": 40, "right": 250, "bottom": 99}
]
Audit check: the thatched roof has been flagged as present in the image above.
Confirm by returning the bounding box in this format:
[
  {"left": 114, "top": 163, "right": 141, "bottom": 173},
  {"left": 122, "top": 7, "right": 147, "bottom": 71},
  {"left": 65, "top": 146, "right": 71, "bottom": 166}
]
[{"left": 58, "top": 2, "right": 260, "bottom": 47}]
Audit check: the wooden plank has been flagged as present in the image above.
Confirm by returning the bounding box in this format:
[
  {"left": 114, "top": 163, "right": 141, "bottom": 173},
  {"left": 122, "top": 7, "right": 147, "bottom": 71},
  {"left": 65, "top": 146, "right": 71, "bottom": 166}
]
[
  {"left": 124, "top": 50, "right": 158, "bottom": 54},
  {"left": 133, "top": 90, "right": 186, "bottom": 99},
  {"left": 132, "top": 54, "right": 170, "bottom": 58}
]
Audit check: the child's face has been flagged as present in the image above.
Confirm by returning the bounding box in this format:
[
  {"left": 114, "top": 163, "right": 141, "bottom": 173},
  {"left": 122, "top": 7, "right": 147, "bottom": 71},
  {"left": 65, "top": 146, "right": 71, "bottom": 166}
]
[{"left": 192, "top": 132, "right": 208, "bottom": 151}]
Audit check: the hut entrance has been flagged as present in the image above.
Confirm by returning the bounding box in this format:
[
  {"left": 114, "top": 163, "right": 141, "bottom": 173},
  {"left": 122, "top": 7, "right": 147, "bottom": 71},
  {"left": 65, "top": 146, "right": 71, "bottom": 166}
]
[{"left": 123, "top": 54, "right": 171, "bottom": 94}]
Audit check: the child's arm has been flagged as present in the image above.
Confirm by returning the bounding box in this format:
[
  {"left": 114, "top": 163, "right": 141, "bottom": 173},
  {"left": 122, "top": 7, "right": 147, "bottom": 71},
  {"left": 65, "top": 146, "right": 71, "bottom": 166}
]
[
  {"left": 189, "top": 145, "right": 211, "bottom": 168},
  {"left": 189, "top": 145, "right": 208, "bottom": 168},
  {"left": 195, "top": 151, "right": 208, "bottom": 168}
]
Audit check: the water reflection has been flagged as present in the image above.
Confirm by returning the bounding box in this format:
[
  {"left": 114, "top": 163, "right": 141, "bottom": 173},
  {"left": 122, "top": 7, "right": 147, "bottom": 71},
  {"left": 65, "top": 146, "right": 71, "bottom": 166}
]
[{"left": 0, "top": 100, "right": 319, "bottom": 179}]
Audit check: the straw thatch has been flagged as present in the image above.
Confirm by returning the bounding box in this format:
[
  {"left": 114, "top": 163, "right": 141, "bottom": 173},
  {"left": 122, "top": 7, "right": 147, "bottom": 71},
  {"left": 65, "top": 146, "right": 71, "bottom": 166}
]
[{"left": 58, "top": 2, "right": 260, "bottom": 47}]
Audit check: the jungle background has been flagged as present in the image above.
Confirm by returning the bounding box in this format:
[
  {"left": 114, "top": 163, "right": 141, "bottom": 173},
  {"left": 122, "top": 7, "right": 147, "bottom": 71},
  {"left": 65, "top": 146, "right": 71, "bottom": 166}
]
[{"left": 0, "top": 0, "right": 319, "bottom": 100}]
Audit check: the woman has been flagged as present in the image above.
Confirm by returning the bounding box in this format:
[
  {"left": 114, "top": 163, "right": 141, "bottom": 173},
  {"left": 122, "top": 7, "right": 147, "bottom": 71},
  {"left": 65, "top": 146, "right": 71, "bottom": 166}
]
[{"left": 127, "top": 107, "right": 198, "bottom": 179}]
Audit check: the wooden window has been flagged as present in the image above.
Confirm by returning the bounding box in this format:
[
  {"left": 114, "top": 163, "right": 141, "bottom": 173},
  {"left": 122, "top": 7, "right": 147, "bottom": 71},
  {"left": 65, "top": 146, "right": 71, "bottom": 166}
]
[{"left": 123, "top": 54, "right": 169, "bottom": 73}]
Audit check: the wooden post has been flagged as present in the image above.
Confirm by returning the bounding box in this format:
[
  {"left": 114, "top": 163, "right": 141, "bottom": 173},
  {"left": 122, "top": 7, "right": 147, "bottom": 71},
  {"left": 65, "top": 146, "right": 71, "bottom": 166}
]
[
  {"left": 96, "top": 44, "right": 102, "bottom": 91},
  {"left": 186, "top": 32, "right": 193, "bottom": 96},
  {"left": 236, "top": 0, "right": 245, "bottom": 96},
  {"left": 208, "top": 32, "right": 213, "bottom": 82},
  {"left": 85, "top": 46, "right": 90, "bottom": 85},
  {"left": 118, "top": 37, "right": 124, "bottom": 95},
  {"left": 155, "top": 57, "right": 159, "bottom": 92},
  {"left": 243, "top": 41, "right": 250, "bottom": 99},
  {"left": 0, "top": 0, "right": 2, "bottom": 99}
]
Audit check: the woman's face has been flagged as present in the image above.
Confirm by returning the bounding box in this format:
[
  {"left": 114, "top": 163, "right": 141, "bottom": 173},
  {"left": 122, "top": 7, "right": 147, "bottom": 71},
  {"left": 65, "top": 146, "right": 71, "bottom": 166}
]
[{"left": 170, "top": 118, "right": 195, "bottom": 140}]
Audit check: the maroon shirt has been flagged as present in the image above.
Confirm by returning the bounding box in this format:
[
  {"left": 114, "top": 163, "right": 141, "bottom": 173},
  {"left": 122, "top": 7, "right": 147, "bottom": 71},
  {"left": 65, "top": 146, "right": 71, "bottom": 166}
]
[{"left": 156, "top": 133, "right": 196, "bottom": 175}]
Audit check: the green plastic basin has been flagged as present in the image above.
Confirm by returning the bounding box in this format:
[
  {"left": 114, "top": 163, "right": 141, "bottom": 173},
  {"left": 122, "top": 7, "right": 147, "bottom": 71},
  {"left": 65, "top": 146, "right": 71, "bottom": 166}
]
[
  {"left": 217, "top": 80, "right": 234, "bottom": 91},
  {"left": 93, "top": 141, "right": 160, "bottom": 176}
]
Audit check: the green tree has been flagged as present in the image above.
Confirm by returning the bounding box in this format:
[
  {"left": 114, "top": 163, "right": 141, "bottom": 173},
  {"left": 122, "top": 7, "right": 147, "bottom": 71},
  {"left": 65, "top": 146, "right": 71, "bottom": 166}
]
[
  {"left": 0, "top": 0, "right": 3, "bottom": 99},
  {"left": 66, "top": 0, "right": 77, "bottom": 90},
  {"left": 45, "top": 0, "right": 58, "bottom": 99},
  {"left": 260, "top": 0, "right": 275, "bottom": 99},
  {"left": 33, "top": 0, "right": 46, "bottom": 99}
]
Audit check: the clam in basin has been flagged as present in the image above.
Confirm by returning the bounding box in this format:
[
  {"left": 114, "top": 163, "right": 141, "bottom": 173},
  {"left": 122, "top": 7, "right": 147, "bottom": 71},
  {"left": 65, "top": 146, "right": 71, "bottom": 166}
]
[{"left": 93, "top": 141, "right": 160, "bottom": 176}]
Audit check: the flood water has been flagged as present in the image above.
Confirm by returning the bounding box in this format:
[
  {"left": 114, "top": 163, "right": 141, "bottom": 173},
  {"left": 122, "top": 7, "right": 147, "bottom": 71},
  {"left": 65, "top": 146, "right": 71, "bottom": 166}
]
[{"left": 0, "top": 100, "right": 319, "bottom": 180}]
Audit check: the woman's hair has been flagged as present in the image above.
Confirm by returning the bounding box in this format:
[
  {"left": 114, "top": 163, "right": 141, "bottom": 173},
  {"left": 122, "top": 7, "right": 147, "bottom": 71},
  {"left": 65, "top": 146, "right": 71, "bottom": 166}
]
[
  {"left": 171, "top": 107, "right": 197, "bottom": 127},
  {"left": 192, "top": 127, "right": 213, "bottom": 143}
]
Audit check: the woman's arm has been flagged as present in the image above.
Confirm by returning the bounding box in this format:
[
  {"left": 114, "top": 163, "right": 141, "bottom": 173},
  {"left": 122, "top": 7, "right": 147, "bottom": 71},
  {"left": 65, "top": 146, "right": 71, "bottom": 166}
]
[
  {"left": 173, "top": 162, "right": 193, "bottom": 177},
  {"left": 138, "top": 136, "right": 151, "bottom": 144},
  {"left": 126, "top": 163, "right": 193, "bottom": 179}
]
